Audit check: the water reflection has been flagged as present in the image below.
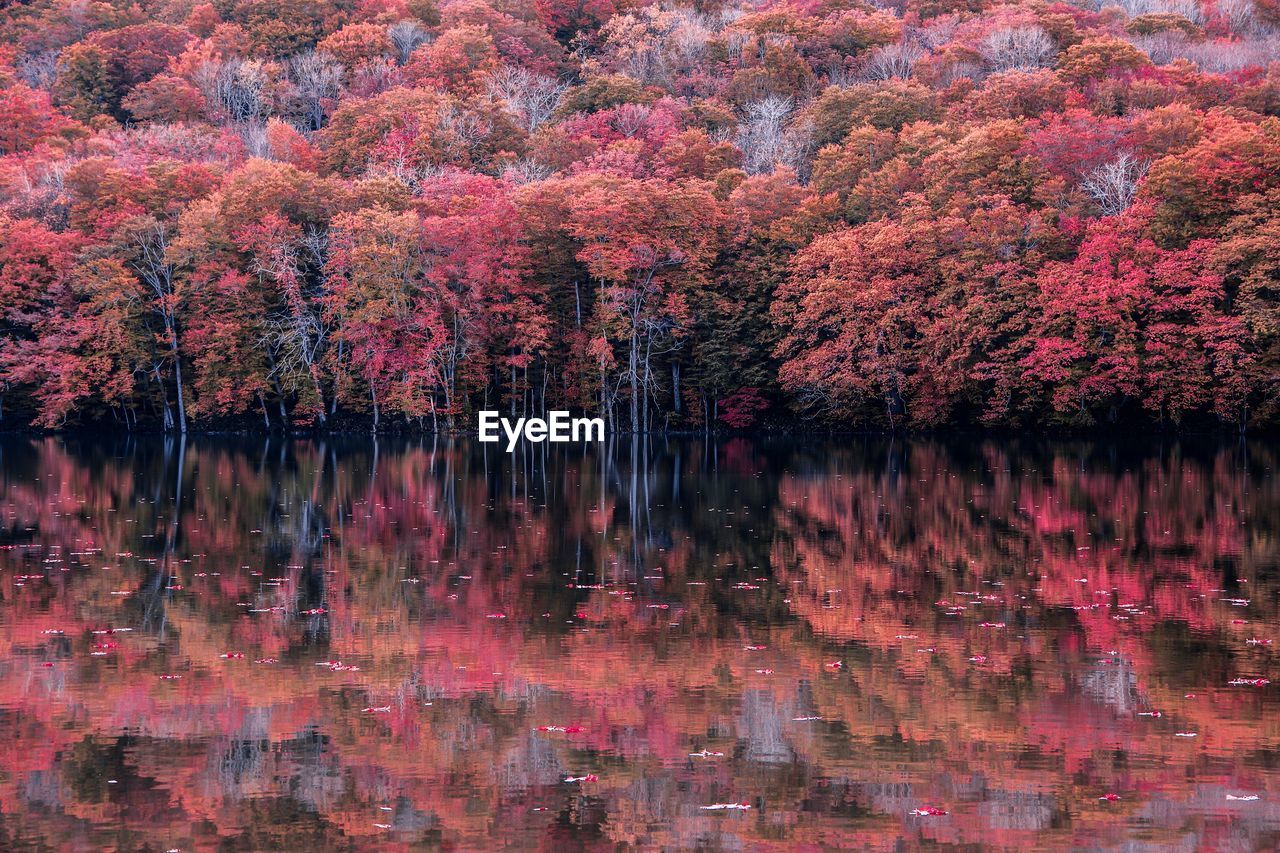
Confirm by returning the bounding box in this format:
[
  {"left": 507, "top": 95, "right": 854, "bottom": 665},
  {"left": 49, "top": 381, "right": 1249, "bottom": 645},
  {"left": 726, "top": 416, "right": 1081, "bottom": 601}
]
[{"left": 0, "top": 435, "right": 1277, "bottom": 849}]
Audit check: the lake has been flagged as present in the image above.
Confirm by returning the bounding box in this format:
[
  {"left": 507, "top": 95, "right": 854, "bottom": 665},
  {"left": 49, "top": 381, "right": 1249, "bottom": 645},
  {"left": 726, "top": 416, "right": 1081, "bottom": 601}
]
[{"left": 0, "top": 435, "right": 1277, "bottom": 850}]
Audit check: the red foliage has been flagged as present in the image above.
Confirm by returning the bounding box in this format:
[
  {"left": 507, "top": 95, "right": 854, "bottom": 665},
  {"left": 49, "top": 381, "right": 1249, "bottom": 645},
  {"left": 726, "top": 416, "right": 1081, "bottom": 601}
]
[
  {"left": 718, "top": 387, "right": 770, "bottom": 428},
  {"left": 0, "top": 85, "right": 77, "bottom": 153},
  {"left": 0, "top": 0, "right": 1275, "bottom": 432}
]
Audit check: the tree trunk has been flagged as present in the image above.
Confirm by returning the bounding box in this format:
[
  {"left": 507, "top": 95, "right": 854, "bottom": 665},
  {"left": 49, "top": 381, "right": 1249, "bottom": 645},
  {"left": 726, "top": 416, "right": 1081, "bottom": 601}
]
[
  {"left": 167, "top": 320, "right": 187, "bottom": 434},
  {"left": 641, "top": 347, "right": 651, "bottom": 435},
  {"left": 331, "top": 340, "right": 344, "bottom": 417},
  {"left": 274, "top": 382, "right": 288, "bottom": 424},
  {"left": 310, "top": 366, "right": 327, "bottom": 425},
  {"left": 155, "top": 366, "right": 174, "bottom": 431},
  {"left": 628, "top": 326, "right": 639, "bottom": 433}
]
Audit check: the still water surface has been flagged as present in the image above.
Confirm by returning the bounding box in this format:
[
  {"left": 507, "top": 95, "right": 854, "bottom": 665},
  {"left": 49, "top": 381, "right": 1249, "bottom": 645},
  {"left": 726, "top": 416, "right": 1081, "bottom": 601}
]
[{"left": 0, "top": 436, "right": 1278, "bottom": 850}]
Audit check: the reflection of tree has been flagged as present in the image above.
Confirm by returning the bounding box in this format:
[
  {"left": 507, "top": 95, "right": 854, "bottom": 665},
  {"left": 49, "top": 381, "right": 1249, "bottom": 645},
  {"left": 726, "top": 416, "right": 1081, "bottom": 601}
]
[{"left": 0, "top": 436, "right": 1277, "bottom": 849}]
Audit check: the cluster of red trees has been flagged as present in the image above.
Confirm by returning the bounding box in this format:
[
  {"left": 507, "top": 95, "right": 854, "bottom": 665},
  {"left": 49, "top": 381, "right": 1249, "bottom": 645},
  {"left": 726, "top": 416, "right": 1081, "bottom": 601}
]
[{"left": 2, "top": 0, "right": 1279, "bottom": 432}]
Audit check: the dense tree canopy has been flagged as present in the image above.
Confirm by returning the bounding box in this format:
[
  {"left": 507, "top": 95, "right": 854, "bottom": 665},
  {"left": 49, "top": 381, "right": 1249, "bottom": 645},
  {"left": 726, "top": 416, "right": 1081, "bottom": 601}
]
[{"left": 1, "top": 0, "right": 1279, "bottom": 432}]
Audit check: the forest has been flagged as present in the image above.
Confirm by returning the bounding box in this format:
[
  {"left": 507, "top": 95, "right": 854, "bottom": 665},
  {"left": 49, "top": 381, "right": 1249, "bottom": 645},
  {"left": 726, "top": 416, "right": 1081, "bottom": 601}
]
[{"left": 0, "top": 0, "right": 1278, "bottom": 433}]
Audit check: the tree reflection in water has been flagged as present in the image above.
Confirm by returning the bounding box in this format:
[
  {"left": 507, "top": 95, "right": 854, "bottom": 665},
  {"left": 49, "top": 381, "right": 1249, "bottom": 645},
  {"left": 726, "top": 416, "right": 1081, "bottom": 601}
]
[{"left": 0, "top": 435, "right": 1277, "bottom": 849}]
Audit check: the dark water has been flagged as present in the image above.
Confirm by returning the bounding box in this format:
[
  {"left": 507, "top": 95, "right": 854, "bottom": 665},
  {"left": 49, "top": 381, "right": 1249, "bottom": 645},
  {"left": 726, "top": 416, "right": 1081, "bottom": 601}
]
[{"left": 0, "top": 435, "right": 1278, "bottom": 851}]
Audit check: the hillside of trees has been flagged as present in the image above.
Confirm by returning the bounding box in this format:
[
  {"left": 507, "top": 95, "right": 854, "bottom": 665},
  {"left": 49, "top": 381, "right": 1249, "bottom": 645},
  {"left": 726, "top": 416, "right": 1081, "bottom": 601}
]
[{"left": 1, "top": 0, "right": 1279, "bottom": 433}]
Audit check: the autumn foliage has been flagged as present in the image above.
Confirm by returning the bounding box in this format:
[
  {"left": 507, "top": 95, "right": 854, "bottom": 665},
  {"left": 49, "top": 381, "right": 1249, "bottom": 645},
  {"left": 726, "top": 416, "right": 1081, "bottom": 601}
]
[{"left": 2, "top": 0, "right": 1280, "bottom": 432}]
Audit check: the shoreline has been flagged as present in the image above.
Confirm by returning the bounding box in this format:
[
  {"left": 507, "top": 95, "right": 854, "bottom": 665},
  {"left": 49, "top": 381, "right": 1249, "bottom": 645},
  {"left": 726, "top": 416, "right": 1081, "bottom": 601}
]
[{"left": 0, "top": 424, "right": 1267, "bottom": 440}]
